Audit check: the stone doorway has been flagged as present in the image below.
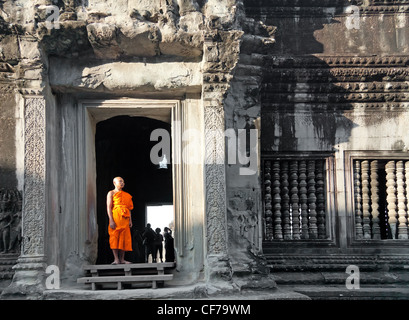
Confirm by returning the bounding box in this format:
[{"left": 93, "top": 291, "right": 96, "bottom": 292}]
[
  {"left": 94, "top": 115, "right": 173, "bottom": 264},
  {"left": 76, "top": 98, "right": 206, "bottom": 281},
  {"left": 25, "top": 97, "right": 207, "bottom": 286}
]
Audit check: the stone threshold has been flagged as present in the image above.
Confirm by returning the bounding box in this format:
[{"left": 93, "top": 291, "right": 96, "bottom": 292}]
[{"left": 41, "top": 284, "right": 309, "bottom": 300}]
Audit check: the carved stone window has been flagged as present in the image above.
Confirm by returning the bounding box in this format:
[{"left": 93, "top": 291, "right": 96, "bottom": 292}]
[
  {"left": 262, "top": 156, "right": 332, "bottom": 241},
  {"left": 353, "top": 158, "right": 409, "bottom": 240}
]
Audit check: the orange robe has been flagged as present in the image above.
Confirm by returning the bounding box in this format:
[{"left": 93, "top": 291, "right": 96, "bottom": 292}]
[{"left": 108, "top": 190, "right": 133, "bottom": 251}]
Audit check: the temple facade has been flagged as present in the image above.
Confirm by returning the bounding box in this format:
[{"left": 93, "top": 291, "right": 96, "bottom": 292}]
[{"left": 0, "top": 0, "right": 409, "bottom": 299}]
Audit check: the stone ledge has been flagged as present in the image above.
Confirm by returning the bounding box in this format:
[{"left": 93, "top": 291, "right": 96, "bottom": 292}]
[
  {"left": 279, "top": 284, "right": 409, "bottom": 300},
  {"left": 273, "top": 271, "right": 409, "bottom": 285}
]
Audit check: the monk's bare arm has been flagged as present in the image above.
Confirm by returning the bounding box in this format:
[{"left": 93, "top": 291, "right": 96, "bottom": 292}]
[{"left": 106, "top": 191, "right": 116, "bottom": 229}]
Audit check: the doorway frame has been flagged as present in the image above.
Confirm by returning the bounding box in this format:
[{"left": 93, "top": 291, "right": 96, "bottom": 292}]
[{"left": 76, "top": 98, "right": 194, "bottom": 264}]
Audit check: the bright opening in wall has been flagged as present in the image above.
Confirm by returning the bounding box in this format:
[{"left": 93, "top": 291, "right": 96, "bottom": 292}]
[
  {"left": 146, "top": 204, "right": 174, "bottom": 263},
  {"left": 146, "top": 204, "right": 174, "bottom": 232}
]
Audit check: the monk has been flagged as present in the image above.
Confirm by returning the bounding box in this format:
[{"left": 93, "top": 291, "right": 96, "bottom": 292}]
[{"left": 107, "top": 177, "right": 133, "bottom": 264}]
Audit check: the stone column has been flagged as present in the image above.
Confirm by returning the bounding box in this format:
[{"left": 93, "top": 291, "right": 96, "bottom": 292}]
[
  {"left": 204, "top": 101, "right": 231, "bottom": 283},
  {"left": 3, "top": 96, "right": 47, "bottom": 298},
  {"left": 202, "top": 32, "right": 232, "bottom": 284},
  {"left": 201, "top": 17, "right": 244, "bottom": 285}
]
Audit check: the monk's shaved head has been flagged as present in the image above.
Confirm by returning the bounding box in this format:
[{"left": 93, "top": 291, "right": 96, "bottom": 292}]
[
  {"left": 113, "top": 177, "right": 125, "bottom": 189},
  {"left": 113, "top": 177, "right": 124, "bottom": 184}
]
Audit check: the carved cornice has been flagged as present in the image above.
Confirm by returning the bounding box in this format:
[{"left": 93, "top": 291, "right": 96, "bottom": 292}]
[
  {"left": 371, "top": 0, "right": 409, "bottom": 4},
  {"left": 18, "top": 88, "right": 44, "bottom": 96},
  {"left": 263, "top": 92, "right": 409, "bottom": 104},
  {"left": 326, "top": 55, "right": 409, "bottom": 67},
  {"left": 203, "top": 71, "right": 230, "bottom": 94},
  {"left": 263, "top": 55, "right": 409, "bottom": 81},
  {"left": 263, "top": 68, "right": 409, "bottom": 84},
  {"left": 264, "top": 55, "right": 409, "bottom": 68},
  {"left": 262, "top": 79, "right": 409, "bottom": 104},
  {"left": 264, "top": 81, "right": 409, "bottom": 93},
  {"left": 263, "top": 54, "right": 409, "bottom": 84},
  {"left": 262, "top": 102, "right": 409, "bottom": 111},
  {"left": 245, "top": 0, "right": 349, "bottom": 8},
  {"left": 361, "top": 5, "right": 409, "bottom": 14},
  {"left": 262, "top": 53, "right": 409, "bottom": 104},
  {"left": 245, "top": 0, "right": 409, "bottom": 6},
  {"left": 244, "top": 1, "right": 409, "bottom": 16},
  {"left": 329, "top": 67, "right": 409, "bottom": 80}
]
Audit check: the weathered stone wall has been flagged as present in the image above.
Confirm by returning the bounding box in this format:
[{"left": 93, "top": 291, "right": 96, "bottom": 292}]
[
  {"left": 0, "top": 0, "right": 276, "bottom": 297},
  {"left": 247, "top": 1, "right": 409, "bottom": 152},
  {"left": 246, "top": 0, "right": 409, "bottom": 277},
  {"left": 1, "top": 0, "right": 409, "bottom": 297}
]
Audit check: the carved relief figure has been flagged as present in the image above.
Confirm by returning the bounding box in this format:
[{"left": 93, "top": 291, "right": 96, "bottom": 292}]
[
  {"left": 0, "top": 189, "right": 22, "bottom": 254},
  {"left": 0, "top": 199, "right": 11, "bottom": 253},
  {"left": 245, "top": 198, "right": 258, "bottom": 248},
  {"left": 8, "top": 200, "right": 22, "bottom": 253},
  {"left": 228, "top": 194, "right": 259, "bottom": 253}
]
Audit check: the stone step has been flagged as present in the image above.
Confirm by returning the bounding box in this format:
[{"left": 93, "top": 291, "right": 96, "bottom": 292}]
[
  {"left": 279, "top": 284, "right": 409, "bottom": 300},
  {"left": 77, "top": 274, "right": 174, "bottom": 290},
  {"left": 84, "top": 262, "right": 175, "bottom": 277},
  {"left": 0, "top": 255, "right": 18, "bottom": 280},
  {"left": 272, "top": 270, "right": 409, "bottom": 285},
  {"left": 84, "top": 262, "right": 174, "bottom": 272},
  {"left": 0, "top": 254, "right": 18, "bottom": 262},
  {"left": 78, "top": 262, "right": 175, "bottom": 290}
]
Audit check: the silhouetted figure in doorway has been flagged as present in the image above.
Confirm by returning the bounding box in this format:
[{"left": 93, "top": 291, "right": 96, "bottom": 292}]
[
  {"left": 153, "top": 228, "right": 164, "bottom": 263},
  {"left": 142, "top": 223, "right": 156, "bottom": 263},
  {"left": 164, "top": 227, "right": 175, "bottom": 263}
]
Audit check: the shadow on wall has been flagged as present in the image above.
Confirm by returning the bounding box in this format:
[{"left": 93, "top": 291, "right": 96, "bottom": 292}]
[
  {"left": 251, "top": 2, "right": 359, "bottom": 244},
  {"left": 257, "top": 3, "right": 358, "bottom": 153}
]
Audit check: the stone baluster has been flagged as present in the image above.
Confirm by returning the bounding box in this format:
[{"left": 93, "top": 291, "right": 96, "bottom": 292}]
[
  {"left": 361, "top": 160, "right": 371, "bottom": 239},
  {"left": 385, "top": 161, "right": 397, "bottom": 239},
  {"left": 316, "top": 160, "right": 326, "bottom": 239},
  {"left": 264, "top": 161, "right": 273, "bottom": 240},
  {"left": 370, "top": 160, "right": 381, "bottom": 239},
  {"left": 307, "top": 160, "right": 318, "bottom": 239},
  {"left": 405, "top": 162, "right": 409, "bottom": 238},
  {"left": 272, "top": 161, "right": 283, "bottom": 239},
  {"left": 396, "top": 161, "right": 408, "bottom": 239},
  {"left": 299, "top": 160, "right": 309, "bottom": 239},
  {"left": 281, "top": 161, "right": 291, "bottom": 239},
  {"left": 354, "top": 160, "right": 364, "bottom": 239},
  {"left": 290, "top": 161, "right": 300, "bottom": 240}
]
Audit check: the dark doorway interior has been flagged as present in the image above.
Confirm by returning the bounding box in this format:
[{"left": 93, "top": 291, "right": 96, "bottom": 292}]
[{"left": 95, "top": 115, "right": 173, "bottom": 264}]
